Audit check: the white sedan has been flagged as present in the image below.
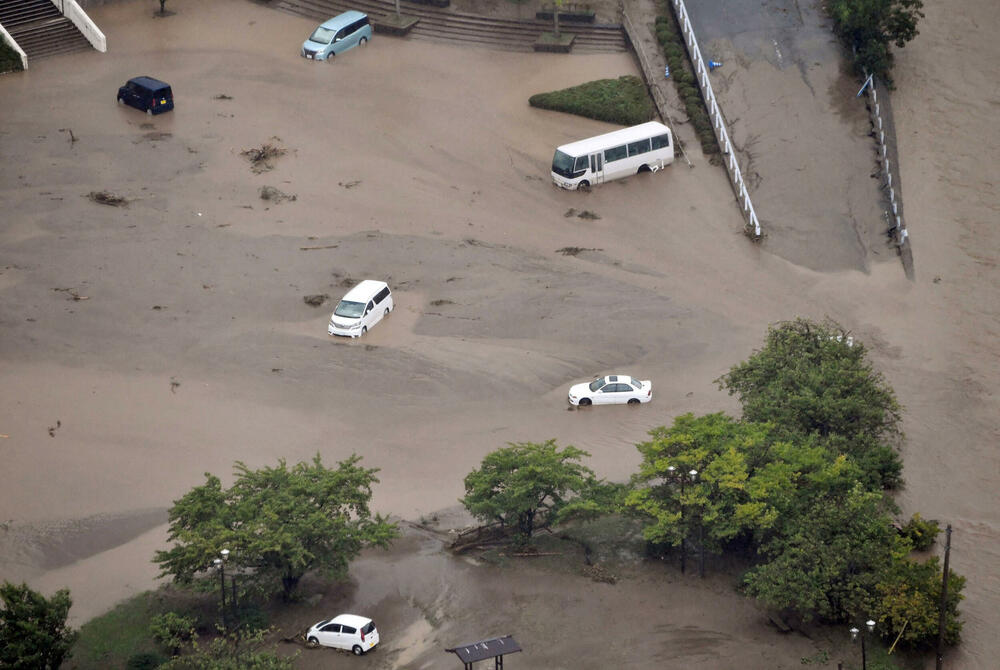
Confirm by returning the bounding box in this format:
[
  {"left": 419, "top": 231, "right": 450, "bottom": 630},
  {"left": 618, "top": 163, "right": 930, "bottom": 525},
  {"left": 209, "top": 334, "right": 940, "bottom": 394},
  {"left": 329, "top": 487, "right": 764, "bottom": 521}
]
[{"left": 568, "top": 375, "right": 652, "bottom": 406}]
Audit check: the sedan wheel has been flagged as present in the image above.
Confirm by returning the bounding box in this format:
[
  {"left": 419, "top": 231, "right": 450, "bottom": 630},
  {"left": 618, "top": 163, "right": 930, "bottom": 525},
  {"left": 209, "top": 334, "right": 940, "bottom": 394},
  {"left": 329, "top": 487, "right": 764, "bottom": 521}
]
[
  {"left": 579, "top": 398, "right": 592, "bottom": 406},
  {"left": 306, "top": 637, "right": 319, "bottom": 648},
  {"left": 627, "top": 398, "right": 640, "bottom": 405}
]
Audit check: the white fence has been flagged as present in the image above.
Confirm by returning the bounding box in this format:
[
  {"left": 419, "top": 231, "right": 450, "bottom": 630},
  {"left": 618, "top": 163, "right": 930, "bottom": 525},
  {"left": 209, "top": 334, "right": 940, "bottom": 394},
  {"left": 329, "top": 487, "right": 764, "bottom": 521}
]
[
  {"left": 861, "top": 74, "right": 908, "bottom": 251},
  {"left": 0, "top": 21, "right": 28, "bottom": 71},
  {"left": 669, "top": 0, "right": 761, "bottom": 239},
  {"left": 51, "top": 0, "right": 106, "bottom": 52}
]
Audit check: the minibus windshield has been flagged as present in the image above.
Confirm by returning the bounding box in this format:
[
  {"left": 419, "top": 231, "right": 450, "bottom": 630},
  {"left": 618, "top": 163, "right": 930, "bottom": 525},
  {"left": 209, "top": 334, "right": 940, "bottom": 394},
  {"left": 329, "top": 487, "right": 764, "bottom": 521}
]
[
  {"left": 334, "top": 300, "right": 365, "bottom": 318},
  {"left": 551, "top": 150, "right": 578, "bottom": 178},
  {"left": 310, "top": 26, "right": 336, "bottom": 43}
]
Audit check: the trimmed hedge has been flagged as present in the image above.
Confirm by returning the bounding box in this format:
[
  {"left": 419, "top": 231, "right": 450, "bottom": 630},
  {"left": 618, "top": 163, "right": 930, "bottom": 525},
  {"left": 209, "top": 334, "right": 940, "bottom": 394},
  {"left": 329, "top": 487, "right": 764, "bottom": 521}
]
[
  {"left": 0, "top": 39, "right": 24, "bottom": 74},
  {"left": 528, "top": 75, "right": 655, "bottom": 126},
  {"left": 654, "top": 11, "right": 718, "bottom": 156}
]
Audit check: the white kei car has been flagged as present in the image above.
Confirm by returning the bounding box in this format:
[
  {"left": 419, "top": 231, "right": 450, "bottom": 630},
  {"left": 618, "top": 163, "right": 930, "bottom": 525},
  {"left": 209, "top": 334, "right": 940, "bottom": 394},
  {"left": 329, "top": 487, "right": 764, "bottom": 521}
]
[
  {"left": 306, "top": 614, "right": 380, "bottom": 655},
  {"left": 568, "top": 374, "right": 652, "bottom": 406}
]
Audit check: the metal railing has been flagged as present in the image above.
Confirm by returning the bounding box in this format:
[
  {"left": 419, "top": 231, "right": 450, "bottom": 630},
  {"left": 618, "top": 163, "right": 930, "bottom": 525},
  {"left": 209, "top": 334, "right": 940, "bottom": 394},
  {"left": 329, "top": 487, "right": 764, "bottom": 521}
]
[{"left": 669, "top": 0, "right": 761, "bottom": 239}]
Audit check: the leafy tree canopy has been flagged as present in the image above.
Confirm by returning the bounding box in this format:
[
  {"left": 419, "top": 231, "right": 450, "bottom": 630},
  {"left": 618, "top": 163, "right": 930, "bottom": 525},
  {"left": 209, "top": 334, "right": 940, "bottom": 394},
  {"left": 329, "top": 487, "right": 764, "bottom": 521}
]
[
  {"left": 828, "top": 0, "right": 925, "bottom": 83},
  {"left": 0, "top": 581, "right": 78, "bottom": 669},
  {"left": 742, "top": 484, "right": 907, "bottom": 622},
  {"left": 874, "top": 555, "right": 964, "bottom": 649},
  {"left": 627, "top": 413, "right": 779, "bottom": 552},
  {"left": 154, "top": 454, "right": 398, "bottom": 600},
  {"left": 461, "top": 440, "right": 596, "bottom": 540},
  {"left": 717, "top": 317, "right": 903, "bottom": 488}
]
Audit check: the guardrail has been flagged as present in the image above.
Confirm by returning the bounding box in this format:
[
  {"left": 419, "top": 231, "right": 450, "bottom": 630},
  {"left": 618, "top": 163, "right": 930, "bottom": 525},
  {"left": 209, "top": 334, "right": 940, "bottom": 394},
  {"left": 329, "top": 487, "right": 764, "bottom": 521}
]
[
  {"left": 51, "top": 0, "right": 106, "bottom": 52},
  {"left": 859, "top": 73, "right": 911, "bottom": 275},
  {"left": 0, "top": 21, "right": 29, "bottom": 70},
  {"left": 668, "top": 0, "right": 761, "bottom": 239}
]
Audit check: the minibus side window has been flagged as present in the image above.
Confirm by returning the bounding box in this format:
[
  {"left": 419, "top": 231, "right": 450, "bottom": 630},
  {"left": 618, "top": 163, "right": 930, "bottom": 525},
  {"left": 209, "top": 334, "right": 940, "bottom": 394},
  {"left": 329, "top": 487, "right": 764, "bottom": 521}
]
[
  {"left": 604, "top": 145, "right": 627, "bottom": 162},
  {"left": 651, "top": 133, "right": 671, "bottom": 150},
  {"left": 628, "top": 139, "right": 651, "bottom": 156}
]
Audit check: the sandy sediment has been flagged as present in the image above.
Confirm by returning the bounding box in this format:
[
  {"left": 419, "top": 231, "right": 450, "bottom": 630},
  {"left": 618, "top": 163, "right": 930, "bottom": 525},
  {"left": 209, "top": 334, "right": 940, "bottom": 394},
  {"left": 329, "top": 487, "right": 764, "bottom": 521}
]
[{"left": 1, "top": 0, "right": 998, "bottom": 666}]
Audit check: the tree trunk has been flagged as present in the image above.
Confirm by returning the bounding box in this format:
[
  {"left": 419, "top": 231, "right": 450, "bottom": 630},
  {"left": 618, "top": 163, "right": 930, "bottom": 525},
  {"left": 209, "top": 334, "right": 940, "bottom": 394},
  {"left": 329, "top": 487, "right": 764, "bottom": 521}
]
[
  {"left": 159, "top": 0, "right": 166, "bottom": 14},
  {"left": 281, "top": 574, "right": 300, "bottom": 601}
]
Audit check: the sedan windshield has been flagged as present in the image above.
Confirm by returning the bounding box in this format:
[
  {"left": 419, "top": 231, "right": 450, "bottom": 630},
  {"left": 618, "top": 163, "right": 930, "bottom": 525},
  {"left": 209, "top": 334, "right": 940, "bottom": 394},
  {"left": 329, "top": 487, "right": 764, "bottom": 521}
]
[
  {"left": 309, "top": 26, "right": 336, "bottom": 43},
  {"left": 588, "top": 378, "right": 607, "bottom": 392},
  {"left": 334, "top": 300, "right": 365, "bottom": 318}
]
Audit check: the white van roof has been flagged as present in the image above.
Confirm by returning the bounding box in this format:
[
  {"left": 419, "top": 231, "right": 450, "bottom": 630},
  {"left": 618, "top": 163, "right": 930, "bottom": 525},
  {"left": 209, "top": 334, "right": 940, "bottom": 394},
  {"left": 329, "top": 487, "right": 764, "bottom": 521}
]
[
  {"left": 556, "top": 121, "right": 671, "bottom": 158},
  {"left": 341, "top": 279, "right": 388, "bottom": 303}
]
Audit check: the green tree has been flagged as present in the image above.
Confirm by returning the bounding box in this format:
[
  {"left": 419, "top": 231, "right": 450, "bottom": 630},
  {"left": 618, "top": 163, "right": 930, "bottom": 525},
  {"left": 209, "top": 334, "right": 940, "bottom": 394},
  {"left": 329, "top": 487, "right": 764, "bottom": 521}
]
[
  {"left": 874, "top": 556, "right": 964, "bottom": 649},
  {"left": 155, "top": 454, "right": 398, "bottom": 601},
  {"left": 461, "top": 440, "right": 596, "bottom": 541},
  {"left": 828, "top": 0, "right": 924, "bottom": 83},
  {"left": 626, "top": 414, "right": 782, "bottom": 557},
  {"left": 743, "top": 484, "right": 906, "bottom": 622},
  {"left": 718, "top": 318, "right": 903, "bottom": 488},
  {"left": 0, "top": 581, "right": 78, "bottom": 669}
]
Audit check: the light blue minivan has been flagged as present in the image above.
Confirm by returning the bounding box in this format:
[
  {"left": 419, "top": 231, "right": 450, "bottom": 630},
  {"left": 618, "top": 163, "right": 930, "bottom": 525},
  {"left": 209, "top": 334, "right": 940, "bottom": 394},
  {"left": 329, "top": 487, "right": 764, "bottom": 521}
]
[{"left": 301, "top": 11, "right": 372, "bottom": 60}]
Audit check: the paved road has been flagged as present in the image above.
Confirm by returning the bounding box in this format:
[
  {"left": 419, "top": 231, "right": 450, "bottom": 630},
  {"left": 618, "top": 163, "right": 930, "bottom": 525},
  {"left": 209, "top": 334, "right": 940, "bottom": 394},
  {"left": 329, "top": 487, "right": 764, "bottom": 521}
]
[{"left": 682, "top": 0, "right": 894, "bottom": 272}]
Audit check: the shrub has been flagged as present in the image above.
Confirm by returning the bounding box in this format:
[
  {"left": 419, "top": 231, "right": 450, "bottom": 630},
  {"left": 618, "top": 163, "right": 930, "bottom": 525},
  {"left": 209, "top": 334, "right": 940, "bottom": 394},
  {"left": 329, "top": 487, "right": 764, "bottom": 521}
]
[
  {"left": 127, "top": 651, "right": 169, "bottom": 669},
  {"left": 528, "top": 76, "right": 656, "bottom": 126},
  {"left": 149, "top": 611, "right": 195, "bottom": 656},
  {"left": 654, "top": 6, "right": 718, "bottom": 156},
  {"left": 874, "top": 556, "right": 964, "bottom": 649},
  {"left": 0, "top": 39, "right": 23, "bottom": 73},
  {"left": 899, "top": 513, "right": 940, "bottom": 551}
]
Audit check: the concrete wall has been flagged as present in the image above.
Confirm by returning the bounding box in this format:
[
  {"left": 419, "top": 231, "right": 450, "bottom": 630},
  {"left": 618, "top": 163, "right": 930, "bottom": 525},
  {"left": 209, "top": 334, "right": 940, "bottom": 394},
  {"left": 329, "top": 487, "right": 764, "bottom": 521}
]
[{"left": 50, "top": 0, "right": 107, "bottom": 51}]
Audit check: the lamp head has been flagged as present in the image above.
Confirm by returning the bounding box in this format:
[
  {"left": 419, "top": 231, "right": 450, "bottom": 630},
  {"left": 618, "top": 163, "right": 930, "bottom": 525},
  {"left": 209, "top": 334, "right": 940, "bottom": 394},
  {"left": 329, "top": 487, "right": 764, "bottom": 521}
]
[
  {"left": 849, "top": 627, "right": 859, "bottom": 641},
  {"left": 866, "top": 619, "right": 876, "bottom": 632},
  {"left": 221, "top": 549, "right": 230, "bottom": 561}
]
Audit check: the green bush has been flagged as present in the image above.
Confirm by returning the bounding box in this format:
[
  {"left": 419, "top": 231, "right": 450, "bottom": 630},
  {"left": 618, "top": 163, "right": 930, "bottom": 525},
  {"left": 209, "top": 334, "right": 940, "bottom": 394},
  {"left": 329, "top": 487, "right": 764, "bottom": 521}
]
[
  {"left": 149, "top": 611, "right": 195, "bottom": 655},
  {"left": 899, "top": 513, "right": 940, "bottom": 551},
  {"left": 0, "top": 38, "right": 24, "bottom": 73},
  {"left": 528, "top": 75, "right": 656, "bottom": 126},
  {"left": 127, "top": 651, "right": 168, "bottom": 669},
  {"left": 874, "top": 556, "right": 964, "bottom": 649},
  {"left": 654, "top": 6, "right": 718, "bottom": 155}
]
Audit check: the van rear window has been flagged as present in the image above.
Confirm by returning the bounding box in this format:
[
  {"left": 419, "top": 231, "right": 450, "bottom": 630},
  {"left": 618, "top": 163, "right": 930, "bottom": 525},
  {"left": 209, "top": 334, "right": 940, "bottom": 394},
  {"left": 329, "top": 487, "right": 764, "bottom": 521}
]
[{"left": 362, "top": 622, "right": 375, "bottom": 634}]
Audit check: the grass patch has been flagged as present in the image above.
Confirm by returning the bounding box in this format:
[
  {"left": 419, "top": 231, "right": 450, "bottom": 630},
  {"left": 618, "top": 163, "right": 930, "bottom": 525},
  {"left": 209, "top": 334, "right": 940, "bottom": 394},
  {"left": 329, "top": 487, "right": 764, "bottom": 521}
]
[
  {"left": 70, "top": 591, "right": 164, "bottom": 669},
  {"left": 654, "top": 7, "right": 719, "bottom": 157},
  {"left": 529, "top": 75, "right": 655, "bottom": 126}
]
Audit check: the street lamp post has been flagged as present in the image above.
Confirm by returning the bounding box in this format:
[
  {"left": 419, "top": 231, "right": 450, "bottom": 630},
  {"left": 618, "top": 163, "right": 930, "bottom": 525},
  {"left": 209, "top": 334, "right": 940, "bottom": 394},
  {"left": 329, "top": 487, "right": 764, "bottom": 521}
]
[
  {"left": 850, "top": 619, "right": 876, "bottom": 670},
  {"left": 213, "top": 549, "right": 230, "bottom": 631},
  {"left": 665, "top": 466, "right": 698, "bottom": 574}
]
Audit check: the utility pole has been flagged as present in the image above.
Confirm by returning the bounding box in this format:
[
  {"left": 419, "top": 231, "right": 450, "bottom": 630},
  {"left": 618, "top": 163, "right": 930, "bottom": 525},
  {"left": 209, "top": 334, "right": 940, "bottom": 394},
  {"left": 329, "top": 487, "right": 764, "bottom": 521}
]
[{"left": 936, "top": 524, "right": 952, "bottom": 670}]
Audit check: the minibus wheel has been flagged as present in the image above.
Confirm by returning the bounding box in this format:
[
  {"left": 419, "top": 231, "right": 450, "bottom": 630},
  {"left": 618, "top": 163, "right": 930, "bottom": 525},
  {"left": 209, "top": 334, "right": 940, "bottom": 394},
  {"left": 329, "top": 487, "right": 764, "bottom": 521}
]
[
  {"left": 384, "top": 307, "right": 389, "bottom": 317},
  {"left": 577, "top": 180, "right": 590, "bottom": 192},
  {"left": 359, "top": 37, "right": 368, "bottom": 47},
  {"left": 361, "top": 326, "right": 367, "bottom": 335}
]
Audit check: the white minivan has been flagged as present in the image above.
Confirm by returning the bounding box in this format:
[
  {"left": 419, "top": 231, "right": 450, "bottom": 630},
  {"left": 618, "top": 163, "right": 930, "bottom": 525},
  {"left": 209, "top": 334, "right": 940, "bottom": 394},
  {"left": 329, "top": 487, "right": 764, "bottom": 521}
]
[{"left": 328, "top": 280, "right": 393, "bottom": 337}]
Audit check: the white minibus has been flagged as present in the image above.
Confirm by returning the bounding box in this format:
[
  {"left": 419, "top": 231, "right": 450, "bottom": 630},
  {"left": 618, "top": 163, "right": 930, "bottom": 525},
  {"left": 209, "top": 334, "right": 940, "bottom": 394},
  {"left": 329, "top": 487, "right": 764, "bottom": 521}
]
[{"left": 550, "top": 121, "right": 674, "bottom": 190}]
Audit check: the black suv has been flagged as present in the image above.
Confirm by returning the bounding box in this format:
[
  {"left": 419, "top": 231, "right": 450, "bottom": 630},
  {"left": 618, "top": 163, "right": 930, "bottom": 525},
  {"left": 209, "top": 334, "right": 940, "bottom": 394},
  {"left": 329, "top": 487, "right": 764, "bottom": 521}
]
[{"left": 117, "top": 76, "right": 174, "bottom": 115}]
